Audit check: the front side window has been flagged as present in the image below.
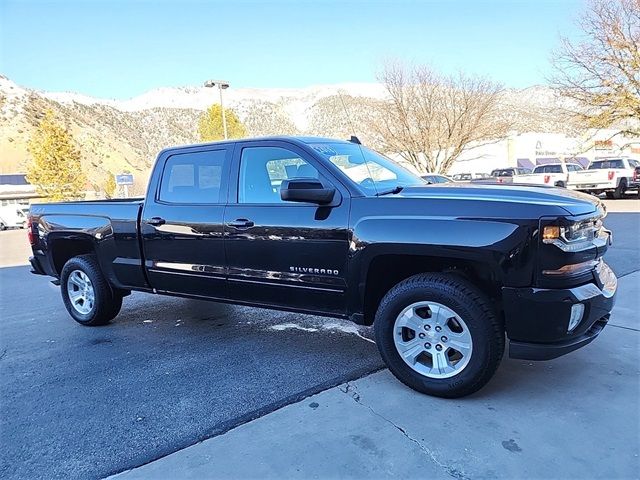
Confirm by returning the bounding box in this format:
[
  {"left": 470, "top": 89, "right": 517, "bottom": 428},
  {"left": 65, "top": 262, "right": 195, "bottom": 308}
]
[
  {"left": 159, "top": 149, "right": 227, "bottom": 204},
  {"left": 239, "top": 146, "right": 319, "bottom": 204}
]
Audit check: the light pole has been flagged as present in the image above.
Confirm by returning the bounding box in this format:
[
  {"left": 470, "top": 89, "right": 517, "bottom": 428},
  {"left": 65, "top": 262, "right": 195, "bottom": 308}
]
[{"left": 204, "top": 79, "right": 230, "bottom": 140}]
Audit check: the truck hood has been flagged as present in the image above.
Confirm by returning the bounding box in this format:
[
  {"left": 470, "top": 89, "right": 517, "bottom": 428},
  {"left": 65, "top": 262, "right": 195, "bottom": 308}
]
[{"left": 397, "top": 183, "right": 602, "bottom": 216}]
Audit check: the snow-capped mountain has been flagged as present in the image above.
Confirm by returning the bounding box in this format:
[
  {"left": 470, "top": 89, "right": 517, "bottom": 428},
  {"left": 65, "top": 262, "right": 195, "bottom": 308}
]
[{"left": 0, "top": 74, "right": 576, "bottom": 194}]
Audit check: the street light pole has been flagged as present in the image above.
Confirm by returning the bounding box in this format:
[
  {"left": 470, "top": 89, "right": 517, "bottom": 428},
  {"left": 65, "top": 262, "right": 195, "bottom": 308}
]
[
  {"left": 218, "top": 86, "right": 228, "bottom": 140},
  {"left": 204, "top": 79, "right": 230, "bottom": 140}
]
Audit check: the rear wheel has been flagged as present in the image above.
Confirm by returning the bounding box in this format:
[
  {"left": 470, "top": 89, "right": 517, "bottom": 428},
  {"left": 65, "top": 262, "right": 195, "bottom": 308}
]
[
  {"left": 555, "top": 181, "right": 565, "bottom": 188},
  {"left": 374, "top": 273, "right": 504, "bottom": 398},
  {"left": 607, "top": 179, "right": 627, "bottom": 199},
  {"left": 60, "top": 255, "right": 123, "bottom": 326}
]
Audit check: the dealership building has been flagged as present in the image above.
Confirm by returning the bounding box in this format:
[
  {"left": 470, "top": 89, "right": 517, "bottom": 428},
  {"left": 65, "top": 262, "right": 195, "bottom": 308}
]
[{"left": 449, "top": 129, "right": 640, "bottom": 175}]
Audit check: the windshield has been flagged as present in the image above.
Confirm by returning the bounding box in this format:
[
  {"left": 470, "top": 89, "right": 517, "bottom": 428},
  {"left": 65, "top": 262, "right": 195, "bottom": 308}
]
[{"left": 308, "top": 142, "right": 424, "bottom": 195}]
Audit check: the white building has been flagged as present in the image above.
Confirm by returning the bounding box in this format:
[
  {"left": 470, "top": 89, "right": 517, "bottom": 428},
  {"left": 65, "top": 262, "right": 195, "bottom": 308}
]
[{"left": 448, "top": 129, "right": 640, "bottom": 175}]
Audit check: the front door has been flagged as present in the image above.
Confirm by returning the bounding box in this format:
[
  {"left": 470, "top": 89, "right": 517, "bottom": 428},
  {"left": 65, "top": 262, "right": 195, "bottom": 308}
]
[
  {"left": 224, "top": 141, "right": 350, "bottom": 315},
  {"left": 141, "top": 145, "right": 231, "bottom": 298}
]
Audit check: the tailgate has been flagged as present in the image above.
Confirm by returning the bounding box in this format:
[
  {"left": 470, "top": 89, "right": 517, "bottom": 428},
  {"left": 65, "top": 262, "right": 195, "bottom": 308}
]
[{"left": 571, "top": 169, "right": 610, "bottom": 188}]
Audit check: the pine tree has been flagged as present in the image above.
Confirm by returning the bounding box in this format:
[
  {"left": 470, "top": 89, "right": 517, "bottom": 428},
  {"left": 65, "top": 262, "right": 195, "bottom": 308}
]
[
  {"left": 103, "top": 174, "right": 117, "bottom": 199},
  {"left": 27, "top": 110, "right": 87, "bottom": 201},
  {"left": 198, "top": 104, "right": 247, "bottom": 141}
]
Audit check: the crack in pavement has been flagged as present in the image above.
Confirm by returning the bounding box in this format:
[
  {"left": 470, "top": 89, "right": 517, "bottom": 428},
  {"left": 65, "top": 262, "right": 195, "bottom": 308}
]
[{"left": 339, "top": 382, "right": 469, "bottom": 480}]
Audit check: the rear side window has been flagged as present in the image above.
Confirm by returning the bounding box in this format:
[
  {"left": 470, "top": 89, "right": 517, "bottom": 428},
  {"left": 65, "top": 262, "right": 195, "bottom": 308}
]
[{"left": 159, "top": 149, "right": 227, "bottom": 204}]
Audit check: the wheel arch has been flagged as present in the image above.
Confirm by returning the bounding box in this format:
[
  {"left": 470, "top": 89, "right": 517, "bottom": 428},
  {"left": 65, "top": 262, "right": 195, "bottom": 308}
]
[
  {"left": 356, "top": 251, "right": 504, "bottom": 326},
  {"left": 49, "top": 234, "right": 99, "bottom": 275}
]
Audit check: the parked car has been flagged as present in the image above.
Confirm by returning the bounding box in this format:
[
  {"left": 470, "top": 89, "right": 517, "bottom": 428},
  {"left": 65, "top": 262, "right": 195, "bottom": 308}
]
[
  {"left": 632, "top": 166, "right": 640, "bottom": 197},
  {"left": 471, "top": 167, "right": 533, "bottom": 184},
  {"left": 421, "top": 173, "right": 453, "bottom": 184},
  {"left": 0, "top": 205, "right": 27, "bottom": 230},
  {"left": 491, "top": 167, "right": 532, "bottom": 177},
  {"left": 28, "top": 136, "right": 617, "bottom": 398},
  {"left": 452, "top": 173, "right": 490, "bottom": 181},
  {"left": 517, "top": 162, "right": 584, "bottom": 188},
  {"left": 572, "top": 158, "right": 640, "bottom": 199}
]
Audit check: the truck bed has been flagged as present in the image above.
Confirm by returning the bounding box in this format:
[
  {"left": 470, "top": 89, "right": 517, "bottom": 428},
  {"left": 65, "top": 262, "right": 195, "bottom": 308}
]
[{"left": 29, "top": 199, "right": 147, "bottom": 290}]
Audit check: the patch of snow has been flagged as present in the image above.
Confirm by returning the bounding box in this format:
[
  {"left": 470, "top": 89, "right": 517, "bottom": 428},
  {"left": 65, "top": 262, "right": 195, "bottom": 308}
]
[
  {"left": 268, "top": 320, "right": 375, "bottom": 343},
  {"left": 319, "top": 322, "right": 376, "bottom": 344},
  {"left": 269, "top": 323, "right": 318, "bottom": 332}
]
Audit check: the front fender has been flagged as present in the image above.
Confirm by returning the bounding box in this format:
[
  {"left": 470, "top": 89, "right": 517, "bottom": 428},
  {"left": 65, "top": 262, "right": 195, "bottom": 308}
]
[{"left": 348, "top": 215, "right": 537, "bottom": 315}]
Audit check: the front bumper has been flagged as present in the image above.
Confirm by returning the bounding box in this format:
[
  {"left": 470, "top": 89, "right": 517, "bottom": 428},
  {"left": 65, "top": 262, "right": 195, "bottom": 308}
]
[{"left": 503, "top": 261, "right": 617, "bottom": 361}]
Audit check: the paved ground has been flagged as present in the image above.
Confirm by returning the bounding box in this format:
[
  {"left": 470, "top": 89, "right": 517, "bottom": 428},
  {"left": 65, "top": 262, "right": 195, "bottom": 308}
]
[
  {"left": 0, "top": 250, "right": 382, "bottom": 479},
  {"left": 113, "top": 274, "right": 640, "bottom": 479},
  {"left": 0, "top": 208, "right": 638, "bottom": 479}
]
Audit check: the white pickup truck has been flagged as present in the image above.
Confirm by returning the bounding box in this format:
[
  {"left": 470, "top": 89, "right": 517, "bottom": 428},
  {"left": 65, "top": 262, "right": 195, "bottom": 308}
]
[
  {"left": 572, "top": 158, "right": 640, "bottom": 199},
  {"left": 516, "top": 162, "right": 584, "bottom": 188}
]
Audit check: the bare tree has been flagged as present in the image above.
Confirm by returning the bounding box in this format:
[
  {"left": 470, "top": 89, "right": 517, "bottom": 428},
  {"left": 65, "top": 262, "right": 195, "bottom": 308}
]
[
  {"left": 550, "top": 0, "right": 640, "bottom": 138},
  {"left": 373, "top": 61, "right": 509, "bottom": 174}
]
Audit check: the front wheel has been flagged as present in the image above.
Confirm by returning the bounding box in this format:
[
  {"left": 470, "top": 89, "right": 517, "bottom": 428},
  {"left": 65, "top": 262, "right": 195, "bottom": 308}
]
[
  {"left": 374, "top": 273, "right": 504, "bottom": 398},
  {"left": 60, "top": 255, "right": 123, "bottom": 326}
]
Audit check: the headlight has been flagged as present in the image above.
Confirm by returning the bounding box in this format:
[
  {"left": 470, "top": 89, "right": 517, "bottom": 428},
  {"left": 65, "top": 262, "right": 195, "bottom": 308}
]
[{"left": 542, "top": 217, "right": 604, "bottom": 252}]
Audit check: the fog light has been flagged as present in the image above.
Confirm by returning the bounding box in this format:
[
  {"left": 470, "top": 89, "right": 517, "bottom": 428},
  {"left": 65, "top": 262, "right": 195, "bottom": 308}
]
[{"left": 568, "top": 304, "right": 585, "bottom": 332}]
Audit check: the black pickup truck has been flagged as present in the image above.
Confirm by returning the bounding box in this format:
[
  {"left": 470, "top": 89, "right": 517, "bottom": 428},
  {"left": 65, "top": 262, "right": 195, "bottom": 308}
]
[{"left": 28, "top": 136, "right": 617, "bottom": 398}]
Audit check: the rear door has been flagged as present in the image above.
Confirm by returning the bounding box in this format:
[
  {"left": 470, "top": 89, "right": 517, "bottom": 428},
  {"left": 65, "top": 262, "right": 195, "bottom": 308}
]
[
  {"left": 141, "top": 145, "right": 232, "bottom": 298},
  {"left": 224, "top": 140, "right": 351, "bottom": 315}
]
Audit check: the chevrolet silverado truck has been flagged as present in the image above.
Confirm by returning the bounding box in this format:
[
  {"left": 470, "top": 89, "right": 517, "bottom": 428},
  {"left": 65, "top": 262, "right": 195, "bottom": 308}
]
[
  {"left": 28, "top": 136, "right": 617, "bottom": 398},
  {"left": 572, "top": 158, "right": 640, "bottom": 199}
]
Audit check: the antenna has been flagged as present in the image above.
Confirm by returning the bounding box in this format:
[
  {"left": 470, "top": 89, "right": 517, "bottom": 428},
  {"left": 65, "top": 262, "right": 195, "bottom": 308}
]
[{"left": 337, "top": 90, "right": 360, "bottom": 144}]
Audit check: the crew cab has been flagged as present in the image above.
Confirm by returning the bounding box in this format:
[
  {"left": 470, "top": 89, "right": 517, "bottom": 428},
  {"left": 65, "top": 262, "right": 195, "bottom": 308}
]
[
  {"left": 572, "top": 158, "right": 640, "bottom": 199},
  {"left": 28, "top": 136, "right": 617, "bottom": 398},
  {"left": 517, "top": 162, "right": 584, "bottom": 188}
]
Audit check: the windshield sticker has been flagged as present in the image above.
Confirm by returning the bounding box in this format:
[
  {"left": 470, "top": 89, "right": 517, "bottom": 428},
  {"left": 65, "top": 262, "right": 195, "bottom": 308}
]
[{"left": 309, "top": 144, "right": 338, "bottom": 156}]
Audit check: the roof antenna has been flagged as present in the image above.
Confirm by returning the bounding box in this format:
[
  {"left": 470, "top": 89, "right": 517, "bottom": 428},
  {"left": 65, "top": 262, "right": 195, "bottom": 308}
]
[{"left": 337, "top": 90, "right": 361, "bottom": 145}]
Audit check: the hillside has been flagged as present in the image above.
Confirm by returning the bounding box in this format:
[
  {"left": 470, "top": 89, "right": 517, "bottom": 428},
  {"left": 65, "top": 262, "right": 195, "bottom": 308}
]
[{"left": 0, "top": 75, "right": 577, "bottom": 194}]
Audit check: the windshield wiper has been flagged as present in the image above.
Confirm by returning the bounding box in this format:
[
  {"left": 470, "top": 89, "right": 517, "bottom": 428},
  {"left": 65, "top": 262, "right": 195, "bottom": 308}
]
[{"left": 376, "top": 186, "right": 404, "bottom": 196}]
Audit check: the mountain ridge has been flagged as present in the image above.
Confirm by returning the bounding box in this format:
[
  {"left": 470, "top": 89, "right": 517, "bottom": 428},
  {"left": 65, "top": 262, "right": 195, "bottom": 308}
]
[{"left": 0, "top": 75, "right": 573, "bottom": 194}]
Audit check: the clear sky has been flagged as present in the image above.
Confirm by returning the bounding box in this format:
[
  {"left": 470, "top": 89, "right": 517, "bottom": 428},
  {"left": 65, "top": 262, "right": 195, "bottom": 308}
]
[{"left": 0, "top": 0, "right": 585, "bottom": 99}]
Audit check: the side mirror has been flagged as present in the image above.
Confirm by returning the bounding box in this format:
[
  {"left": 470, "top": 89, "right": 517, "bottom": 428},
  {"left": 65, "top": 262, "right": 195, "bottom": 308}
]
[{"left": 280, "top": 178, "right": 336, "bottom": 205}]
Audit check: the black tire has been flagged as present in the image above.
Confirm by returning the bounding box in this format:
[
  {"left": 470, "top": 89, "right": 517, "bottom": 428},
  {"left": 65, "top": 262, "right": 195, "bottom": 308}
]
[
  {"left": 555, "top": 181, "right": 565, "bottom": 188},
  {"left": 374, "top": 273, "right": 504, "bottom": 398},
  {"left": 60, "top": 254, "right": 123, "bottom": 326},
  {"left": 0, "top": 222, "right": 6, "bottom": 231},
  {"left": 611, "top": 179, "right": 627, "bottom": 199}
]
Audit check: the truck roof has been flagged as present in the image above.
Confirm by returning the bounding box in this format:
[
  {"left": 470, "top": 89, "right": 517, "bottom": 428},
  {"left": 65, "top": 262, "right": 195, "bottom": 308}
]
[{"left": 159, "top": 135, "right": 352, "bottom": 155}]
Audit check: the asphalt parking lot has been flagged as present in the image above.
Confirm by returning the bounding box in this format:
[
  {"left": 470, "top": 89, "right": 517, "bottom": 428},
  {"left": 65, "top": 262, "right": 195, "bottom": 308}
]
[{"left": 0, "top": 206, "right": 639, "bottom": 479}]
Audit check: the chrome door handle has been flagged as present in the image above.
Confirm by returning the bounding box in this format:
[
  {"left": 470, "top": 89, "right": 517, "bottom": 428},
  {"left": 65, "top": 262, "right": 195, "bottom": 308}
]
[
  {"left": 228, "top": 219, "right": 254, "bottom": 228},
  {"left": 148, "top": 217, "right": 166, "bottom": 226}
]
